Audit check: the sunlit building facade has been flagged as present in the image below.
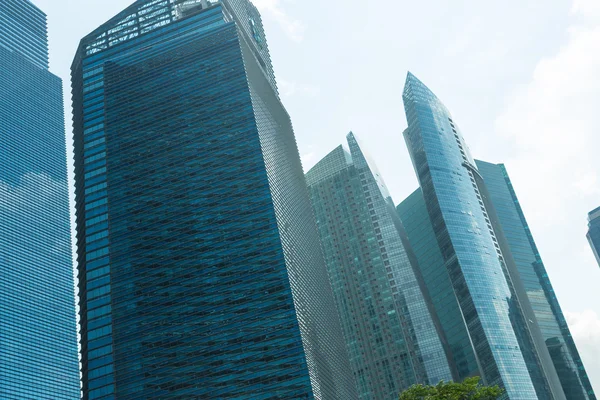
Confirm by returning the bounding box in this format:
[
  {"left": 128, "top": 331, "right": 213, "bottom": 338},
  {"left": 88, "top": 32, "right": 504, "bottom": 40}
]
[
  {"left": 0, "top": 0, "right": 80, "bottom": 398},
  {"left": 399, "top": 72, "right": 567, "bottom": 400}
]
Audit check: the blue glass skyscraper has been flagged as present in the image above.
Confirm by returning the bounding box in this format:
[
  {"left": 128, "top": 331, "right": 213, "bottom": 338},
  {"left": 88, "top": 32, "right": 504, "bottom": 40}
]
[
  {"left": 0, "top": 0, "right": 80, "bottom": 399},
  {"left": 400, "top": 72, "right": 566, "bottom": 399},
  {"left": 398, "top": 189, "right": 479, "bottom": 380},
  {"left": 306, "top": 133, "right": 453, "bottom": 399},
  {"left": 476, "top": 160, "right": 595, "bottom": 400},
  {"left": 587, "top": 207, "right": 600, "bottom": 267},
  {"left": 71, "top": 1, "right": 356, "bottom": 398}
]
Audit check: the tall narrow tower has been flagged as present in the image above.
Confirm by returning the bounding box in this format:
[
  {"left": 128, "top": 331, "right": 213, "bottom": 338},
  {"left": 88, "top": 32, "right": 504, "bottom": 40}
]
[
  {"left": 477, "top": 160, "right": 595, "bottom": 400},
  {"left": 71, "top": 0, "right": 356, "bottom": 398},
  {"left": 400, "top": 72, "right": 565, "bottom": 400},
  {"left": 0, "top": 0, "right": 80, "bottom": 398},
  {"left": 306, "top": 133, "right": 453, "bottom": 399}
]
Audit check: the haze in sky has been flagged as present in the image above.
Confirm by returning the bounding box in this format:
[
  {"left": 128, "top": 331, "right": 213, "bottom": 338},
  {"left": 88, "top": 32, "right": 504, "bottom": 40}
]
[{"left": 33, "top": 0, "right": 600, "bottom": 391}]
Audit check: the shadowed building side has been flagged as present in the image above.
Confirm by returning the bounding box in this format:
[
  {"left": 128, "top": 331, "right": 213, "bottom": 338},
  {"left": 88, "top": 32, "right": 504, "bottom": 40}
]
[{"left": 72, "top": 1, "right": 356, "bottom": 398}]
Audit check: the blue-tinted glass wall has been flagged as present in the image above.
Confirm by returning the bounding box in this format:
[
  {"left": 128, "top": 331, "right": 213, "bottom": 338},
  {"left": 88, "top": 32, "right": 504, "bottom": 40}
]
[
  {"left": 399, "top": 187, "right": 566, "bottom": 400},
  {"left": 401, "top": 72, "right": 565, "bottom": 400},
  {"left": 397, "top": 189, "right": 479, "bottom": 380},
  {"left": 306, "top": 134, "right": 453, "bottom": 399},
  {"left": 0, "top": 0, "right": 80, "bottom": 399},
  {"left": 477, "top": 160, "right": 596, "bottom": 400},
  {"left": 0, "top": 0, "right": 48, "bottom": 69},
  {"left": 587, "top": 207, "right": 600, "bottom": 268},
  {"left": 72, "top": 1, "right": 356, "bottom": 398}
]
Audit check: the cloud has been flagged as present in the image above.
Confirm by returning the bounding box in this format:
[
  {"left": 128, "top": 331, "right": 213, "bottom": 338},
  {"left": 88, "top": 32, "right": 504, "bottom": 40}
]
[
  {"left": 279, "top": 78, "right": 320, "bottom": 98},
  {"left": 251, "top": 0, "right": 305, "bottom": 42},
  {"left": 571, "top": 0, "right": 600, "bottom": 20},
  {"left": 0, "top": 173, "right": 71, "bottom": 255},
  {"left": 301, "top": 152, "right": 316, "bottom": 172},
  {"left": 494, "top": 1, "right": 600, "bottom": 226},
  {"left": 566, "top": 310, "right": 600, "bottom": 387},
  {"left": 574, "top": 171, "right": 600, "bottom": 197},
  {"left": 567, "top": 310, "right": 600, "bottom": 339},
  {"left": 0, "top": 173, "right": 68, "bottom": 214}
]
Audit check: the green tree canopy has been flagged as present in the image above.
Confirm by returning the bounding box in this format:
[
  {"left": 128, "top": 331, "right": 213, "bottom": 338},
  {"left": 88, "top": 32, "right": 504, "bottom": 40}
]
[{"left": 399, "top": 377, "right": 503, "bottom": 400}]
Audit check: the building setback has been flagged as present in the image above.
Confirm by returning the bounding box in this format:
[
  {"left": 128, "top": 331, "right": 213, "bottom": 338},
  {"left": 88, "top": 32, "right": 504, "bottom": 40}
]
[
  {"left": 0, "top": 0, "right": 80, "bottom": 398},
  {"left": 71, "top": 0, "right": 356, "bottom": 398},
  {"left": 306, "top": 133, "right": 453, "bottom": 399},
  {"left": 476, "top": 160, "right": 595, "bottom": 400},
  {"left": 399, "top": 72, "right": 566, "bottom": 400},
  {"left": 587, "top": 207, "right": 600, "bottom": 268}
]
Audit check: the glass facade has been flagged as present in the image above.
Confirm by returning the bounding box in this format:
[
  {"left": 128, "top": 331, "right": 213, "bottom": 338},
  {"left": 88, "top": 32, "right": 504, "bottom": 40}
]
[
  {"left": 0, "top": 0, "right": 49, "bottom": 69},
  {"left": 400, "top": 72, "right": 565, "bottom": 400},
  {"left": 306, "top": 133, "right": 453, "bottom": 399},
  {"left": 0, "top": 0, "right": 80, "bottom": 399},
  {"left": 477, "top": 160, "right": 596, "bottom": 400},
  {"left": 587, "top": 207, "right": 600, "bottom": 267},
  {"left": 72, "top": 1, "right": 355, "bottom": 399},
  {"left": 397, "top": 189, "right": 479, "bottom": 380}
]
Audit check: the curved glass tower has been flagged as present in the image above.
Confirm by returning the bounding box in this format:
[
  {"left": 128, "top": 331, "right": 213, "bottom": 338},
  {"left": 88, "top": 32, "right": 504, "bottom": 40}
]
[
  {"left": 0, "top": 0, "right": 80, "bottom": 398},
  {"left": 398, "top": 188, "right": 479, "bottom": 377},
  {"left": 401, "top": 72, "right": 565, "bottom": 400},
  {"left": 72, "top": 1, "right": 356, "bottom": 398},
  {"left": 306, "top": 133, "right": 453, "bottom": 399}
]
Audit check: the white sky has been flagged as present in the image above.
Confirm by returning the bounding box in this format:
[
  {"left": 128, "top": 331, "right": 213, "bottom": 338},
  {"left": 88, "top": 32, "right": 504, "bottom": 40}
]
[{"left": 32, "top": 0, "right": 600, "bottom": 392}]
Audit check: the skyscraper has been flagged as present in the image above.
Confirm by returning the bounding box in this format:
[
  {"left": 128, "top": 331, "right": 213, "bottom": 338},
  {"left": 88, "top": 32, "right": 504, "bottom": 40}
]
[
  {"left": 399, "top": 72, "right": 566, "bottom": 399},
  {"left": 71, "top": 0, "right": 356, "bottom": 398},
  {"left": 306, "top": 133, "right": 453, "bottom": 399},
  {"left": 397, "top": 189, "right": 478, "bottom": 381},
  {"left": 0, "top": 0, "right": 80, "bottom": 399},
  {"left": 476, "top": 160, "right": 595, "bottom": 400},
  {"left": 587, "top": 207, "right": 600, "bottom": 267}
]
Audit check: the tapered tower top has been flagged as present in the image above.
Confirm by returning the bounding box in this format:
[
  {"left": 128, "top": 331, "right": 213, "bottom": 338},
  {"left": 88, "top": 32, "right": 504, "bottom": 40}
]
[{"left": 403, "top": 71, "right": 453, "bottom": 117}]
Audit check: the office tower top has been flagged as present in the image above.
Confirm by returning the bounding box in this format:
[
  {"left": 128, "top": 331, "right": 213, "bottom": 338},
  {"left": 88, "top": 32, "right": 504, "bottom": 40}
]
[
  {"left": 0, "top": 0, "right": 80, "bottom": 399},
  {"left": 306, "top": 133, "right": 453, "bottom": 398},
  {"left": 587, "top": 207, "right": 600, "bottom": 266},
  {"left": 401, "top": 72, "right": 565, "bottom": 400},
  {"left": 477, "top": 160, "right": 595, "bottom": 400},
  {"left": 76, "top": 0, "right": 276, "bottom": 90},
  {"left": 72, "top": 0, "right": 356, "bottom": 398},
  {"left": 0, "top": 0, "right": 49, "bottom": 69}
]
